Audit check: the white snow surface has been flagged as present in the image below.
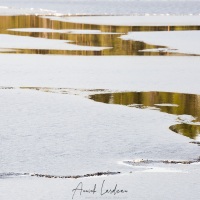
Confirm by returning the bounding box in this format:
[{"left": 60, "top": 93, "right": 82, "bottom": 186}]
[
  {"left": 54, "top": 15, "right": 200, "bottom": 26},
  {"left": 0, "top": 55, "right": 200, "bottom": 94},
  {"left": 1, "top": 173, "right": 200, "bottom": 200},
  {"left": 0, "top": 34, "right": 111, "bottom": 51},
  {"left": 1, "top": 54, "right": 200, "bottom": 178},
  {"left": 0, "top": 89, "right": 199, "bottom": 176},
  {"left": 120, "top": 31, "right": 200, "bottom": 55},
  {"left": 1, "top": 11, "right": 200, "bottom": 200}
]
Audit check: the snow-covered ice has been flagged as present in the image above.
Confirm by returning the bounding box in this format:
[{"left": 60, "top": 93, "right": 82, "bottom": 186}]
[
  {"left": 1, "top": 53, "right": 200, "bottom": 199},
  {"left": 1, "top": 173, "right": 200, "bottom": 200},
  {"left": 54, "top": 15, "right": 200, "bottom": 26},
  {"left": 0, "top": 34, "right": 111, "bottom": 51},
  {"left": 0, "top": 55, "right": 200, "bottom": 94},
  {"left": 120, "top": 31, "right": 200, "bottom": 55},
  {"left": 1, "top": 87, "right": 200, "bottom": 174},
  {"left": 0, "top": 1, "right": 200, "bottom": 198}
]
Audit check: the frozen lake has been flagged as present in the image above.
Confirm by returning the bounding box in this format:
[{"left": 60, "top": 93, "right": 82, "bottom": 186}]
[{"left": 0, "top": 1, "right": 200, "bottom": 200}]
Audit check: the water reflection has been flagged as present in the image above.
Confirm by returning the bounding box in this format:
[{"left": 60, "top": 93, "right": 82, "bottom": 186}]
[
  {"left": 170, "top": 124, "right": 200, "bottom": 140},
  {"left": 89, "top": 91, "right": 200, "bottom": 140},
  {"left": 0, "top": 15, "right": 200, "bottom": 56}
]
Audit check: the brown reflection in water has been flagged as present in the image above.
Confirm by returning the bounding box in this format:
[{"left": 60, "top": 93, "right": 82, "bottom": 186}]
[
  {"left": 89, "top": 92, "right": 200, "bottom": 140},
  {"left": 170, "top": 124, "right": 200, "bottom": 140},
  {"left": 0, "top": 15, "right": 200, "bottom": 56}
]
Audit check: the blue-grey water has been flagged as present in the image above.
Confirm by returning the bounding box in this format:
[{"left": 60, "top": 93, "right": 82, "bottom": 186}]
[{"left": 0, "top": 0, "right": 200, "bottom": 15}]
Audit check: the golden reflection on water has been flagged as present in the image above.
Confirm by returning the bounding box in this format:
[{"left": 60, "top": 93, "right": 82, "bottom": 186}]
[
  {"left": 89, "top": 91, "right": 200, "bottom": 140},
  {"left": 0, "top": 15, "right": 200, "bottom": 56},
  {"left": 170, "top": 124, "right": 200, "bottom": 140}
]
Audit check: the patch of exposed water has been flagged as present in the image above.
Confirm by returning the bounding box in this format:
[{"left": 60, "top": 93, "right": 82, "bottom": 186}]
[
  {"left": 1, "top": 86, "right": 200, "bottom": 140},
  {"left": 0, "top": 15, "right": 200, "bottom": 55},
  {"left": 89, "top": 91, "right": 200, "bottom": 140}
]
